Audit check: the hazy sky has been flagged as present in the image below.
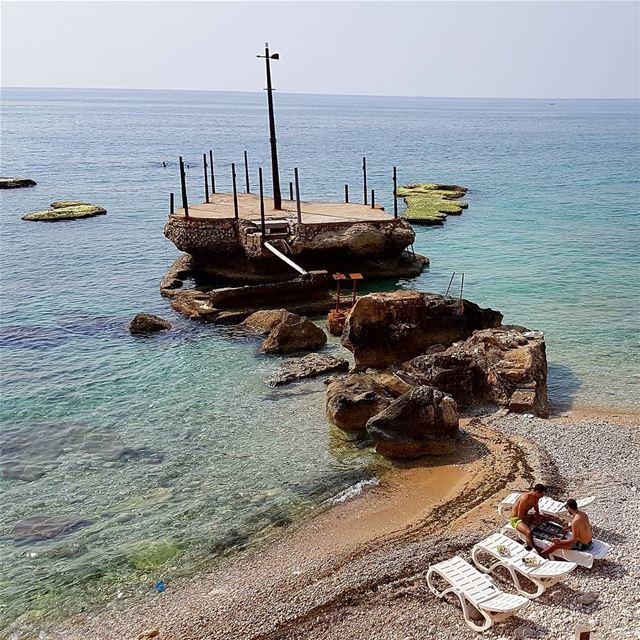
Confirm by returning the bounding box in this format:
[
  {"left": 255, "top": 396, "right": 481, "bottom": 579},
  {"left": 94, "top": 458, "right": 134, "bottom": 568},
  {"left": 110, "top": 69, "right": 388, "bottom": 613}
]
[{"left": 2, "top": 1, "right": 639, "bottom": 98}]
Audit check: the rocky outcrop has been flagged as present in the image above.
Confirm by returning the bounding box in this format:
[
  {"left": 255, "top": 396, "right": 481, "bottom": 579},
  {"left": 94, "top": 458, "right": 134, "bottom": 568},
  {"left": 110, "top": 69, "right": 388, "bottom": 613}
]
[
  {"left": 342, "top": 291, "right": 502, "bottom": 371},
  {"left": 266, "top": 354, "right": 349, "bottom": 386},
  {"left": 325, "top": 373, "right": 393, "bottom": 431},
  {"left": 1, "top": 177, "right": 37, "bottom": 189},
  {"left": 128, "top": 313, "right": 172, "bottom": 334},
  {"left": 404, "top": 327, "right": 549, "bottom": 417},
  {"left": 261, "top": 313, "right": 327, "bottom": 354},
  {"left": 366, "top": 385, "right": 459, "bottom": 458}
]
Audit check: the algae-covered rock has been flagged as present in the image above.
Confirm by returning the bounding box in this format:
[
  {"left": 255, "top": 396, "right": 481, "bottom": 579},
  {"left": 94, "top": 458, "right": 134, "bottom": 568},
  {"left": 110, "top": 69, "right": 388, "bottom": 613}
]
[
  {"left": 50, "top": 200, "right": 92, "bottom": 209},
  {"left": 397, "top": 183, "right": 468, "bottom": 224},
  {"left": 128, "top": 313, "right": 172, "bottom": 334},
  {"left": 22, "top": 203, "right": 107, "bottom": 221},
  {"left": 0, "top": 177, "right": 36, "bottom": 189},
  {"left": 121, "top": 538, "right": 182, "bottom": 569}
]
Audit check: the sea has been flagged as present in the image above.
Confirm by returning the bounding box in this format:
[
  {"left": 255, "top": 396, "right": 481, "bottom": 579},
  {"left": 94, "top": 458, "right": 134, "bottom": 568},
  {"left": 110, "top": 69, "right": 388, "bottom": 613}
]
[{"left": 1, "top": 88, "right": 638, "bottom": 633}]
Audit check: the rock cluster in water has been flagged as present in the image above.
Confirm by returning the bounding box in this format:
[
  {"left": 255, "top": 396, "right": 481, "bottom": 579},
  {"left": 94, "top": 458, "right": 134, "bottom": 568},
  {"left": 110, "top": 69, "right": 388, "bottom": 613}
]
[
  {"left": 397, "top": 183, "right": 468, "bottom": 225},
  {"left": 325, "top": 291, "right": 549, "bottom": 459},
  {"left": 22, "top": 200, "right": 106, "bottom": 221}
]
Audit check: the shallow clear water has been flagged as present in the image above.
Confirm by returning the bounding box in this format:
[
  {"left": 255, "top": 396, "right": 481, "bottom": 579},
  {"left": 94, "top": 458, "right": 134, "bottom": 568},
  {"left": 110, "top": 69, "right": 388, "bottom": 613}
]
[{"left": 0, "top": 89, "right": 639, "bottom": 630}]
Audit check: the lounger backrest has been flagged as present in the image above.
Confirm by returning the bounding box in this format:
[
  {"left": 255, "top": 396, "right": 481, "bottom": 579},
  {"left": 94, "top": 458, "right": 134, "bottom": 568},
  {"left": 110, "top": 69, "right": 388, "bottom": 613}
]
[{"left": 432, "top": 556, "right": 498, "bottom": 603}]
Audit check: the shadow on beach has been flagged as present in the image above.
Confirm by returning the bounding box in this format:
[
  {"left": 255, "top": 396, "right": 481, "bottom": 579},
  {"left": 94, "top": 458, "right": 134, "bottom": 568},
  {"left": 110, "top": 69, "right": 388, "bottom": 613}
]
[{"left": 547, "top": 362, "right": 583, "bottom": 414}]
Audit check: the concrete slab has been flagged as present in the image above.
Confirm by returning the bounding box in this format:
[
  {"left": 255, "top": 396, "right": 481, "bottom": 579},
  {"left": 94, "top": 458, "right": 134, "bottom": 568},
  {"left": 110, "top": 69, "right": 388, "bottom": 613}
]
[{"left": 172, "top": 192, "right": 394, "bottom": 225}]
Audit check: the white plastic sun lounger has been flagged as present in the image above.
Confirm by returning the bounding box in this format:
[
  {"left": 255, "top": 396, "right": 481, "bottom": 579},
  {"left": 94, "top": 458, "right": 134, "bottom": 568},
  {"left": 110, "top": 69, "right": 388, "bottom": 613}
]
[
  {"left": 426, "top": 555, "right": 529, "bottom": 632},
  {"left": 471, "top": 532, "right": 576, "bottom": 598},
  {"left": 498, "top": 492, "right": 596, "bottom": 519},
  {"left": 501, "top": 523, "right": 610, "bottom": 569}
]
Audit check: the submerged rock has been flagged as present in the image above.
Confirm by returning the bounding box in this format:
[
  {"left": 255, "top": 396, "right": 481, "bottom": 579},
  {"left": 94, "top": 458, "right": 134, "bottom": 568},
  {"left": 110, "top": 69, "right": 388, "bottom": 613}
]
[
  {"left": 11, "top": 515, "right": 93, "bottom": 543},
  {"left": 404, "top": 326, "right": 549, "bottom": 417},
  {"left": 128, "top": 313, "right": 172, "bottom": 334},
  {"left": 120, "top": 538, "right": 182, "bottom": 569},
  {"left": 342, "top": 291, "right": 502, "bottom": 371},
  {"left": 267, "top": 353, "right": 349, "bottom": 386},
  {"left": 366, "top": 385, "right": 460, "bottom": 458},
  {"left": 326, "top": 373, "right": 393, "bottom": 431}
]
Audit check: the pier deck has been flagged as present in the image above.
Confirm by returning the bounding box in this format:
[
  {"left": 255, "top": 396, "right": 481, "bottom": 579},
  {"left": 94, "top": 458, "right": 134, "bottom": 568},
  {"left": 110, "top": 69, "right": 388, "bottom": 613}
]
[{"left": 173, "top": 193, "right": 393, "bottom": 225}]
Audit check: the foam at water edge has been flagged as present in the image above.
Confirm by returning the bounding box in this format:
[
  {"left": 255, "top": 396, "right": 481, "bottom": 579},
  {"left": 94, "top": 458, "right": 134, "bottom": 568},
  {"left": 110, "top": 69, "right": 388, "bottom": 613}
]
[{"left": 329, "top": 477, "right": 380, "bottom": 505}]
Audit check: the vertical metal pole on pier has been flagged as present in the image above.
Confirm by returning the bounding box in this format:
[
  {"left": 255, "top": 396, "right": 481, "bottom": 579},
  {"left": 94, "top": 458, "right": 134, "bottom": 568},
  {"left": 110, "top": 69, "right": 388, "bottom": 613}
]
[
  {"left": 294, "top": 167, "right": 302, "bottom": 225},
  {"left": 203, "top": 154, "right": 210, "bottom": 203},
  {"left": 209, "top": 150, "right": 216, "bottom": 194},
  {"left": 170, "top": 192, "right": 174, "bottom": 216},
  {"left": 393, "top": 166, "right": 398, "bottom": 219},
  {"left": 244, "top": 150, "right": 251, "bottom": 193},
  {"left": 459, "top": 273, "right": 465, "bottom": 300},
  {"left": 232, "top": 163, "right": 239, "bottom": 219},
  {"left": 371, "top": 190, "right": 375, "bottom": 209},
  {"left": 259, "top": 167, "right": 266, "bottom": 238},
  {"left": 345, "top": 184, "right": 349, "bottom": 203},
  {"left": 363, "top": 156, "right": 368, "bottom": 205},
  {"left": 179, "top": 156, "right": 189, "bottom": 218},
  {"left": 289, "top": 181, "right": 294, "bottom": 201},
  {"left": 445, "top": 272, "right": 456, "bottom": 297}
]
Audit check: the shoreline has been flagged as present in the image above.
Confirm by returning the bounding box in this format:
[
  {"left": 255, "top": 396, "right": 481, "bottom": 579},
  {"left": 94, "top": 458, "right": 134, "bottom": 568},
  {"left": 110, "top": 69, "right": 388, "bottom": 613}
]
[{"left": 48, "top": 404, "right": 640, "bottom": 640}]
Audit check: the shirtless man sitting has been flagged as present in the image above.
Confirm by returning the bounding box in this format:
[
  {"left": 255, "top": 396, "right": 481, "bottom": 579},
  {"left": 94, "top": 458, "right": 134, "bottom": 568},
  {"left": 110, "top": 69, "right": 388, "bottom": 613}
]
[
  {"left": 510, "top": 483, "right": 549, "bottom": 553},
  {"left": 541, "top": 499, "right": 593, "bottom": 556}
]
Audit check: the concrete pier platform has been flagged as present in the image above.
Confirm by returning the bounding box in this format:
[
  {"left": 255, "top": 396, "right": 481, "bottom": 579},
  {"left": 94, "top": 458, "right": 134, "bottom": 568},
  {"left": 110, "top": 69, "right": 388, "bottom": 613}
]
[{"left": 174, "top": 192, "right": 393, "bottom": 225}]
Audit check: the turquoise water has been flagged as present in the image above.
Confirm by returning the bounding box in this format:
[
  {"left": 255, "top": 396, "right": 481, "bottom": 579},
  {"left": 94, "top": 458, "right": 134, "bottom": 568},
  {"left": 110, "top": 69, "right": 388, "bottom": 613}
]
[{"left": 1, "top": 89, "right": 639, "bottom": 631}]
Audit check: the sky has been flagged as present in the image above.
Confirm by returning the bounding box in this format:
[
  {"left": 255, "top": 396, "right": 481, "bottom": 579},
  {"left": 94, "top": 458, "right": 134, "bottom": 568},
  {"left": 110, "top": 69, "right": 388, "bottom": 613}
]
[{"left": 1, "top": 1, "right": 639, "bottom": 99}]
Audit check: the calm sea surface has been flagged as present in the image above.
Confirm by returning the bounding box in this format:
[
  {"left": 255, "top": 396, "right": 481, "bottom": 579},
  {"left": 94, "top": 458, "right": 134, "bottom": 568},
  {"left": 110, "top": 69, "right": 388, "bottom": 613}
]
[{"left": 1, "top": 89, "right": 639, "bottom": 631}]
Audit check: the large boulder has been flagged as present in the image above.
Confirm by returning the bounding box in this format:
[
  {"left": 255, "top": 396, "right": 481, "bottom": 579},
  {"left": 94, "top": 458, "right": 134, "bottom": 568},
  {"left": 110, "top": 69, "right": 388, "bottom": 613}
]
[
  {"left": 404, "top": 327, "right": 549, "bottom": 417},
  {"left": 326, "top": 373, "right": 393, "bottom": 431},
  {"left": 267, "top": 354, "right": 349, "bottom": 386},
  {"left": 342, "top": 291, "right": 502, "bottom": 371},
  {"left": 242, "top": 309, "right": 291, "bottom": 335},
  {"left": 259, "top": 312, "right": 327, "bottom": 354},
  {"left": 366, "top": 385, "right": 460, "bottom": 458},
  {"left": 128, "top": 313, "right": 172, "bottom": 334}
]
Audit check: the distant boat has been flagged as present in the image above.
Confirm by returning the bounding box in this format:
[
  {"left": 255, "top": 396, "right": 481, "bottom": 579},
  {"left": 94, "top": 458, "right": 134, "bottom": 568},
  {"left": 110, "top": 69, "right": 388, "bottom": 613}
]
[{"left": 549, "top": 102, "right": 556, "bottom": 105}]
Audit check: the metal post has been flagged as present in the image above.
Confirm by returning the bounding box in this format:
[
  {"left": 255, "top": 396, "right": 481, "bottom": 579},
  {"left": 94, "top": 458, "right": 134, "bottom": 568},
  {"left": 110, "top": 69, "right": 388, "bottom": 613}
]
[
  {"left": 363, "top": 156, "right": 368, "bottom": 205},
  {"left": 203, "top": 154, "right": 209, "bottom": 203},
  {"left": 170, "top": 192, "right": 174, "bottom": 216},
  {"left": 244, "top": 150, "right": 250, "bottom": 193},
  {"left": 294, "top": 167, "right": 302, "bottom": 224},
  {"left": 393, "top": 166, "right": 398, "bottom": 219},
  {"left": 179, "top": 156, "right": 189, "bottom": 218},
  {"left": 459, "top": 273, "right": 465, "bottom": 300},
  {"left": 259, "top": 43, "right": 282, "bottom": 210},
  {"left": 445, "top": 272, "right": 456, "bottom": 297},
  {"left": 289, "top": 181, "right": 294, "bottom": 201},
  {"left": 259, "top": 167, "right": 266, "bottom": 238},
  {"left": 209, "top": 150, "right": 216, "bottom": 194},
  {"left": 371, "top": 189, "right": 375, "bottom": 209},
  {"left": 232, "top": 162, "right": 239, "bottom": 219},
  {"left": 345, "top": 184, "right": 349, "bottom": 203}
]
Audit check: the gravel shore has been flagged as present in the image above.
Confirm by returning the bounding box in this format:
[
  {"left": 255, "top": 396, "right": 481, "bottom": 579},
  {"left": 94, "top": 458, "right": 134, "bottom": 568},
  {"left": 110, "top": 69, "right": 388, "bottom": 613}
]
[{"left": 50, "top": 411, "right": 639, "bottom": 640}]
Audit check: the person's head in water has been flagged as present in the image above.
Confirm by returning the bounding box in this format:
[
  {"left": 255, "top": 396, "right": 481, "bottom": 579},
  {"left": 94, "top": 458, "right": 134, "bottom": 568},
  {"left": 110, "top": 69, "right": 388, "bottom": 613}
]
[
  {"left": 565, "top": 498, "right": 579, "bottom": 514},
  {"left": 533, "top": 483, "right": 547, "bottom": 496}
]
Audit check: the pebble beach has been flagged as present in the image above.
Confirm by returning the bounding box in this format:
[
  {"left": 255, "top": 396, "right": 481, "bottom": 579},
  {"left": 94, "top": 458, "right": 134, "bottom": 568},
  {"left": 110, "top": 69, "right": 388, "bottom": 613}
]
[{"left": 44, "top": 409, "right": 639, "bottom": 640}]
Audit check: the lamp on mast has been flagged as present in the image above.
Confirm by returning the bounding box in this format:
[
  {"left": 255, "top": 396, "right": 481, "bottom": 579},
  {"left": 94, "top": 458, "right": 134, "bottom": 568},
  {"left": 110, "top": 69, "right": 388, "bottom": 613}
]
[{"left": 257, "top": 42, "right": 282, "bottom": 210}]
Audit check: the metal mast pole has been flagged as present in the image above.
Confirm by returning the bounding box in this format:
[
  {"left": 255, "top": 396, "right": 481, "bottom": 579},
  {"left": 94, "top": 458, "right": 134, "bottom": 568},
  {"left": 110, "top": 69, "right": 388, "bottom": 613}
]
[{"left": 262, "top": 43, "right": 282, "bottom": 210}]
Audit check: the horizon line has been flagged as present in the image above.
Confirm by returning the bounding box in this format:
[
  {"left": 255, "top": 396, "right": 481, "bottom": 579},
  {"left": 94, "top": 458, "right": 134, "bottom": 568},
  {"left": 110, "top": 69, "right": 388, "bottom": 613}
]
[{"left": 2, "top": 85, "right": 639, "bottom": 101}]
